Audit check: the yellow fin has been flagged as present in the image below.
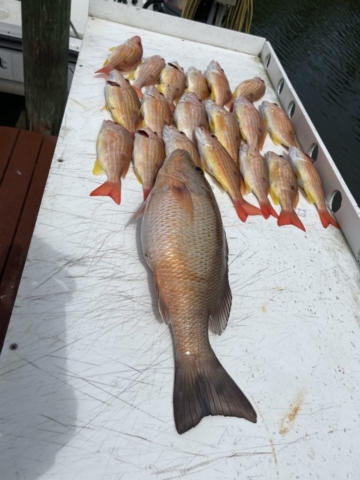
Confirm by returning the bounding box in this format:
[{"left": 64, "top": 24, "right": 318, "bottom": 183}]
[
  {"left": 209, "top": 120, "right": 215, "bottom": 133},
  {"left": 304, "top": 187, "right": 316, "bottom": 204},
  {"left": 127, "top": 71, "right": 135, "bottom": 80},
  {"left": 156, "top": 84, "right": 162, "bottom": 93},
  {"left": 134, "top": 167, "right": 143, "bottom": 184},
  {"left": 103, "top": 58, "right": 109, "bottom": 67},
  {"left": 184, "top": 88, "right": 189, "bottom": 93},
  {"left": 210, "top": 91, "right": 215, "bottom": 101},
  {"left": 92, "top": 158, "right": 103, "bottom": 176},
  {"left": 270, "top": 187, "right": 279, "bottom": 205},
  {"left": 109, "top": 47, "right": 115, "bottom": 52},
  {"left": 244, "top": 179, "right": 252, "bottom": 195},
  {"left": 271, "top": 132, "right": 281, "bottom": 146}
]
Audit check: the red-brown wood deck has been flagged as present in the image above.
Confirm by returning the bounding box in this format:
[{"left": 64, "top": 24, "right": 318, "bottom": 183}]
[{"left": 0, "top": 127, "right": 56, "bottom": 352}]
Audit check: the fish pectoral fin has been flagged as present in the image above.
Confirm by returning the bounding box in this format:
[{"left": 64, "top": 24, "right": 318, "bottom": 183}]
[
  {"left": 127, "top": 71, "right": 135, "bottom": 80},
  {"left": 92, "top": 158, "right": 104, "bottom": 176},
  {"left": 171, "top": 183, "right": 194, "bottom": 219},
  {"left": 126, "top": 197, "right": 150, "bottom": 225},
  {"left": 209, "top": 267, "right": 231, "bottom": 336},
  {"left": 270, "top": 187, "right": 279, "bottom": 205},
  {"left": 109, "top": 47, "right": 115, "bottom": 52}
]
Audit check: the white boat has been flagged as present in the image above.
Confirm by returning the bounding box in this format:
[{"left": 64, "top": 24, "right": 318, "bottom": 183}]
[{"left": 0, "top": 1, "right": 359, "bottom": 478}]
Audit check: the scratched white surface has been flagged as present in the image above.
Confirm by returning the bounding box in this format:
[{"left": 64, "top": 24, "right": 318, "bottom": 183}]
[{"left": 1, "top": 15, "right": 360, "bottom": 480}]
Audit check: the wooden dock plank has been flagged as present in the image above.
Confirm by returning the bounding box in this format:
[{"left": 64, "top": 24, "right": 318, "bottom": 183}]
[
  {"left": 0, "top": 135, "right": 56, "bottom": 351},
  {"left": 0, "top": 130, "right": 43, "bottom": 278},
  {"left": 0, "top": 127, "right": 19, "bottom": 183}
]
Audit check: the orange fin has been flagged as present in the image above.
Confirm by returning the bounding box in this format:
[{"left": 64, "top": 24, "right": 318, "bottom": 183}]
[
  {"left": 90, "top": 180, "right": 121, "bottom": 205},
  {"left": 95, "top": 65, "right": 113, "bottom": 76},
  {"left": 233, "top": 199, "right": 262, "bottom": 222},
  {"left": 174, "top": 347, "right": 257, "bottom": 434},
  {"left": 260, "top": 200, "right": 279, "bottom": 220},
  {"left": 278, "top": 209, "right": 305, "bottom": 231},
  {"left": 133, "top": 84, "right": 143, "bottom": 99},
  {"left": 126, "top": 198, "right": 149, "bottom": 225},
  {"left": 318, "top": 209, "right": 340, "bottom": 229}
]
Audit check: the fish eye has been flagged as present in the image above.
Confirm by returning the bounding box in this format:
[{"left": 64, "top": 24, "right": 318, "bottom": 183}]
[
  {"left": 195, "top": 166, "right": 204, "bottom": 174},
  {"left": 211, "top": 134, "right": 216, "bottom": 138}
]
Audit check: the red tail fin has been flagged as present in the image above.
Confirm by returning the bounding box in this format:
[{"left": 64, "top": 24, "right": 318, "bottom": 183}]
[
  {"left": 143, "top": 187, "right": 151, "bottom": 201},
  {"left": 278, "top": 209, "right": 305, "bottom": 231},
  {"left": 95, "top": 65, "right": 112, "bottom": 76},
  {"left": 133, "top": 85, "right": 143, "bottom": 99},
  {"left": 318, "top": 209, "right": 340, "bottom": 229},
  {"left": 259, "top": 200, "right": 278, "bottom": 220},
  {"left": 233, "top": 199, "right": 262, "bottom": 222},
  {"left": 90, "top": 180, "right": 121, "bottom": 205}
]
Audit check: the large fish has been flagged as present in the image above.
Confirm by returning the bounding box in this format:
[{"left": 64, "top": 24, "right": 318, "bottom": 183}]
[
  {"left": 133, "top": 128, "right": 166, "bottom": 200},
  {"left": 129, "top": 55, "right": 166, "bottom": 99},
  {"left": 204, "top": 61, "right": 232, "bottom": 108},
  {"left": 90, "top": 120, "right": 133, "bottom": 205},
  {"left": 265, "top": 151, "right": 305, "bottom": 231},
  {"left": 141, "top": 86, "right": 173, "bottom": 138},
  {"left": 233, "top": 96, "right": 266, "bottom": 152},
  {"left": 185, "top": 66, "right": 210, "bottom": 101},
  {"left": 130, "top": 149, "right": 257, "bottom": 434},
  {"left": 233, "top": 77, "right": 266, "bottom": 103},
  {"left": 157, "top": 61, "right": 186, "bottom": 111},
  {"left": 195, "top": 127, "right": 261, "bottom": 222},
  {"left": 174, "top": 92, "right": 208, "bottom": 143},
  {"left": 259, "top": 101, "right": 297, "bottom": 148},
  {"left": 95, "top": 36, "right": 143, "bottom": 76},
  {"left": 163, "top": 125, "right": 202, "bottom": 168},
  {"left": 239, "top": 144, "right": 278, "bottom": 219},
  {"left": 204, "top": 100, "right": 240, "bottom": 164},
  {"left": 105, "top": 70, "right": 140, "bottom": 134},
  {"left": 289, "top": 147, "right": 339, "bottom": 229}
]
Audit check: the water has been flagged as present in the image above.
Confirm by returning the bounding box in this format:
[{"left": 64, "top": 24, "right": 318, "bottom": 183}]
[{"left": 251, "top": 0, "right": 360, "bottom": 205}]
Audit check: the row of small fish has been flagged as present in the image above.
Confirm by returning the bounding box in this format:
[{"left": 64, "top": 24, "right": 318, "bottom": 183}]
[{"left": 95, "top": 36, "right": 266, "bottom": 109}]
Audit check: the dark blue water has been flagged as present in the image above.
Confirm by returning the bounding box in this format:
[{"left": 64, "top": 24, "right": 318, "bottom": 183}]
[{"left": 251, "top": 0, "right": 360, "bottom": 205}]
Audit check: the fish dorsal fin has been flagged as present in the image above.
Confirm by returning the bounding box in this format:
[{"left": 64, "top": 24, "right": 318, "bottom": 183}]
[
  {"left": 209, "top": 260, "right": 232, "bottom": 335},
  {"left": 92, "top": 158, "right": 104, "bottom": 176},
  {"left": 171, "top": 182, "right": 194, "bottom": 219}
]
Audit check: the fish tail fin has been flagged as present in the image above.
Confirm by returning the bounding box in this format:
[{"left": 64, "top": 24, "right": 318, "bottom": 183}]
[
  {"left": 278, "top": 209, "right": 305, "bottom": 231},
  {"left": 259, "top": 200, "right": 279, "bottom": 220},
  {"left": 90, "top": 180, "right": 121, "bottom": 205},
  {"left": 318, "top": 209, "right": 340, "bottom": 229},
  {"left": 174, "top": 349, "right": 257, "bottom": 434},
  {"left": 143, "top": 187, "right": 151, "bottom": 201},
  {"left": 95, "top": 65, "right": 113, "bottom": 76},
  {"left": 233, "top": 199, "right": 262, "bottom": 222},
  {"left": 133, "top": 85, "right": 143, "bottom": 99}
]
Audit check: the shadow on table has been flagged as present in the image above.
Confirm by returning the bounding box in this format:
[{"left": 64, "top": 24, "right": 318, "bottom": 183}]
[{"left": 0, "top": 236, "right": 78, "bottom": 480}]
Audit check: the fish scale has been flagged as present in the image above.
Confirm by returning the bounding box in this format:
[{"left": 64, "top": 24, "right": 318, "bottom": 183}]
[
  {"left": 259, "top": 101, "right": 297, "bottom": 148},
  {"left": 174, "top": 93, "right": 208, "bottom": 143},
  {"left": 233, "top": 96, "right": 266, "bottom": 151}
]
